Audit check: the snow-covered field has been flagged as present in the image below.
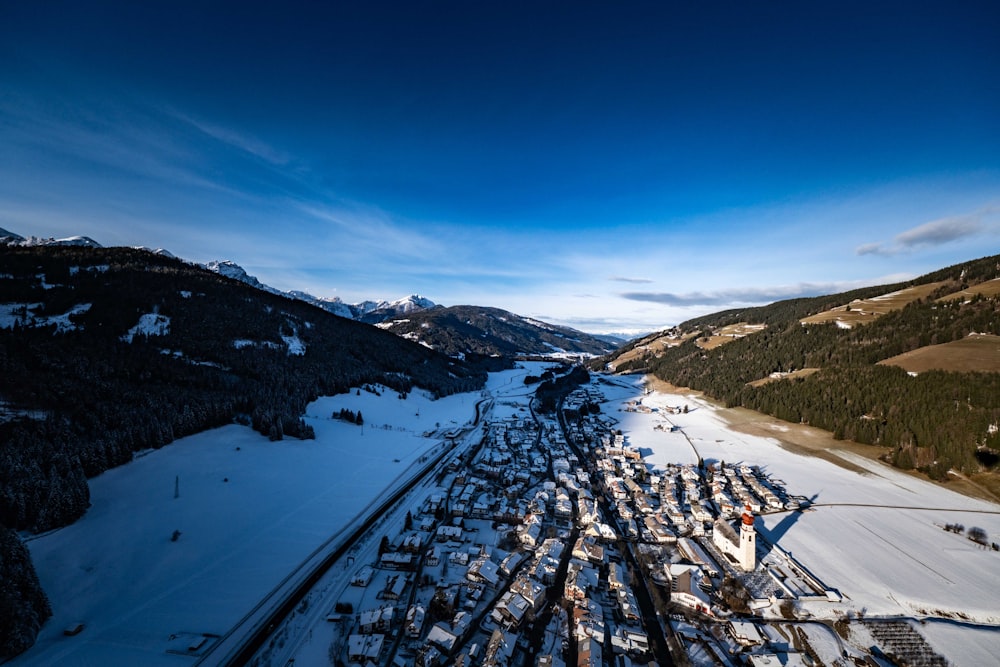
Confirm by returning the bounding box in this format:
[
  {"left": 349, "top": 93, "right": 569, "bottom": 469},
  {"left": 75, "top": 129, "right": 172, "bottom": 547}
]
[
  {"left": 597, "top": 374, "right": 1000, "bottom": 665},
  {"left": 17, "top": 366, "right": 1000, "bottom": 666},
  {"left": 14, "top": 376, "right": 508, "bottom": 666}
]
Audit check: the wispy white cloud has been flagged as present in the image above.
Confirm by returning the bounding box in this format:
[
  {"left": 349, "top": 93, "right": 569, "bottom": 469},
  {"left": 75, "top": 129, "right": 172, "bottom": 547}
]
[
  {"left": 171, "top": 111, "right": 293, "bottom": 167},
  {"left": 896, "top": 212, "right": 988, "bottom": 246},
  {"left": 294, "top": 203, "right": 447, "bottom": 265},
  {"left": 608, "top": 276, "right": 653, "bottom": 284},
  {"left": 855, "top": 242, "right": 890, "bottom": 257},
  {"left": 0, "top": 91, "right": 279, "bottom": 213},
  {"left": 856, "top": 205, "right": 999, "bottom": 256},
  {"left": 620, "top": 279, "right": 892, "bottom": 308}
]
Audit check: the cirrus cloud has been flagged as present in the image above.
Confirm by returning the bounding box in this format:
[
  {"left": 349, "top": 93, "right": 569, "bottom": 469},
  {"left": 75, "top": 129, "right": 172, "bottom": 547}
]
[
  {"left": 620, "top": 281, "right": 868, "bottom": 307},
  {"left": 856, "top": 205, "right": 999, "bottom": 256},
  {"left": 608, "top": 276, "right": 653, "bottom": 284}
]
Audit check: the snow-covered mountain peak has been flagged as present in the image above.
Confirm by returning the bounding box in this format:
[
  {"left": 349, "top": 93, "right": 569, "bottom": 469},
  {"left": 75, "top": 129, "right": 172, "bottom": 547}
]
[
  {"left": 286, "top": 290, "right": 355, "bottom": 319},
  {"left": 0, "top": 227, "right": 102, "bottom": 248},
  {"left": 203, "top": 260, "right": 257, "bottom": 283},
  {"left": 200, "top": 259, "right": 435, "bottom": 323},
  {"left": 134, "top": 246, "right": 176, "bottom": 258},
  {"left": 388, "top": 294, "right": 436, "bottom": 313},
  {"left": 0, "top": 227, "right": 26, "bottom": 244}
]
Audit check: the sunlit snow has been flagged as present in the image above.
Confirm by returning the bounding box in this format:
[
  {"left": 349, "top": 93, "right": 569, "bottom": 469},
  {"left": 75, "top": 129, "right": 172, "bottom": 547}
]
[{"left": 13, "top": 367, "right": 1000, "bottom": 667}]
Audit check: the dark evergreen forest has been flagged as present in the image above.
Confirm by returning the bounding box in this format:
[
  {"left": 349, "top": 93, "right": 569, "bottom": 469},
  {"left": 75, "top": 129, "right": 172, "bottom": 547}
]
[
  {"left": 605, "top": 255, "right": 1000, "bottom": 480},
  {"left": 0, "top": 245, "right": 486, "bottom": 657}
]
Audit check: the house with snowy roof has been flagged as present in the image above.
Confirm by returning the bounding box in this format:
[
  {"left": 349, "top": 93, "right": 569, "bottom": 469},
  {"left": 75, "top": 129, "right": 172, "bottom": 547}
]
[
  {"left": 466, "top": 555, "right": 500, "bottom": 586},
  {"left": 348, "top": 633, "right": 384, "bottom": 663},
  {"left": 668, "top": 564, "right": 713, "bottom": 616}
]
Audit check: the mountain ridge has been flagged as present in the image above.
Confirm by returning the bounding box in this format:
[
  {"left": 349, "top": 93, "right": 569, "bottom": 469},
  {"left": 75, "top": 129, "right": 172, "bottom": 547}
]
[
  {"left": 599, "top": 253, "right": 1000, "bottom": 486},
  {"left": 1, "top": 228, "right": 437, "bottom": 324},
  {"left": 377, "top": 304, "right": 619, "bottom": 359},
  {"left": 0, "top": 226, "right": 100, "bottom": 248},
  {"left": 200, "top": 258, "right": 437, "bottom": 322},
  {"left": 2, "top": 228, "right": 611, "bottom": 357},
  {"left": 0, "top": 243, "right": 486, "bottom": 657}
]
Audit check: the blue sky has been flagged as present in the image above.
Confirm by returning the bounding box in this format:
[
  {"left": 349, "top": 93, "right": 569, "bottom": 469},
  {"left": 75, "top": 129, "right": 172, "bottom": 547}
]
[{"left": 1, "top": 1, "right": 998, "bottom": 334}]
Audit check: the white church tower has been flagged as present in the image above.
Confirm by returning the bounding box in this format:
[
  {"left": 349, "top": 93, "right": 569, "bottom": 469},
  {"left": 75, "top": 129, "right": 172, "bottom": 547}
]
[
  {"left": 711, "top": 504, "right": 757, "bottom": 572},
  {"left": 738, "top": 504, "right": 756, "bottom": 571}
]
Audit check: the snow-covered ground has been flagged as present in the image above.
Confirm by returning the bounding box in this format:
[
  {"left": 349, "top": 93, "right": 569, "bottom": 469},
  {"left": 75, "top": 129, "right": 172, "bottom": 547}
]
[
  {"left": 0, "top": 301, "right": 91, "bottom": 332},
  {"left": 17, "top": 367, "right": 999, "bottom": 666},
  {"left": 14, "top": 375, "right": 510, "bottom": 666},
  {"left": 597, "top": 374, "right": 1000, "bottom": 665},
  {"left": 251, "top": 364, "right": 546, "bottom": 667},
  {"left": 120, "top": 312, "right": 170, "bottom": 342}
]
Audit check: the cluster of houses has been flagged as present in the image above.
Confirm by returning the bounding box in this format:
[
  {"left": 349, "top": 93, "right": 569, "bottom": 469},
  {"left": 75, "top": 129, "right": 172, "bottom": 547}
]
[
  {"left": 335, "top": 378, "right": 832, "bottom": 667},
  {"left": 561, "top": 386, "right": 850, "bottom": 666},
  {"left": 337, "top": 406, "right": 660, "bottom": 667},
  {"left": 305, "top": 370, "right": 940, "bottom": 667}
]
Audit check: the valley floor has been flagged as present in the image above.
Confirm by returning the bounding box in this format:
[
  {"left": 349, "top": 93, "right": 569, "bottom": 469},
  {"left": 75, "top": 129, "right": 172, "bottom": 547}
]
[
  {"left": 643, "top": 374, "right": 1000, "bottom": 504},
  {"left": 614, "top": 374, "right": 1000, "bottom": 665},
  {"left": 13, "top": 383, "right": 486, "bottom": 667},
  {"left": 14, "top": 366, "right": 1000, "bottom": 667}
]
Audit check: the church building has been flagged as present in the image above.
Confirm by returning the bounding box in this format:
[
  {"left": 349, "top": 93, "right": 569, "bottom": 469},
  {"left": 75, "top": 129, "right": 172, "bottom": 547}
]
[{"left": 712, "top": 504, "right": 756, "bottom": 571}]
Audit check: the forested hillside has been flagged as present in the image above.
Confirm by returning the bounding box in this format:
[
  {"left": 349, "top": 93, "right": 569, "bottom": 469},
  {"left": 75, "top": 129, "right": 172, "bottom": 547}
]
[
  {"left": 0, "top": 245, "right": 485, "bottom": 657},
  {"left": 377, "top": 304, "right": 617, "bottom": 358},
  {"left": 603, "top": 255, "right": 1000, "bottom": 481}
]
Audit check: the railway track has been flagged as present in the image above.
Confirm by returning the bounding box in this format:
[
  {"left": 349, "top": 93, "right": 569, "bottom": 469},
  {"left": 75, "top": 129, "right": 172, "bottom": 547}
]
[{"left": 196, "top": 399, "right": 491, "bottom": 666}]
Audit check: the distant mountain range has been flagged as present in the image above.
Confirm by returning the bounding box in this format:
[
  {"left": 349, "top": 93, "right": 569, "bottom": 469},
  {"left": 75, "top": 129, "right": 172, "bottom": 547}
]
[
  {"left": 191, "top": 260, "right": 440, "bottom": 324},
  {"left": 198, "top": 259, "right": 616, "bottom": 355},
  {"left": 377, "top": 304, "right": 620, "bottom": 358},
  {"left": 1, "top": 229, "right": 439, "bottom": 325},
  {"left": 2, "top": 228, "right": 619, "bottom": 357}
]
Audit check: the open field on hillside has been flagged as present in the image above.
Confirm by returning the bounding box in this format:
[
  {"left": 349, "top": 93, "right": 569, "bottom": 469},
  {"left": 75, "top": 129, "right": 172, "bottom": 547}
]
[
  {"left": 696, "top": 322, "right": 767, "bottom": 349},
  {"left": 970, "top": 472, "right": 1000, "bottom": 501},
  {"left": 800, "top": 280, "right": 950, "bottom": 328},
  {"left": 878, "top": 333, "right": 1000, "bottom": 373},
  {"left": 938, "top": 277, "right": 1000, "bottom": 302},
  {"left": 610, "top": 331, "right": 695, "bottom": 368},
  {"left": 747, "top": 367, "right": 820, "bottom": 387}
]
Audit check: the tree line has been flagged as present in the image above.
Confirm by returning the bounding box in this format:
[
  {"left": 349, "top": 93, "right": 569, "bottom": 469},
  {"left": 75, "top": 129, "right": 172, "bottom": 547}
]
[{"left": 534, "top": 364, "right": 591, "bottom": 413}]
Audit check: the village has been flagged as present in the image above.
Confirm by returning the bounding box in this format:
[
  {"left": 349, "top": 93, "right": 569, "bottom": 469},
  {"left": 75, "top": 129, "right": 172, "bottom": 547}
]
[
  {"left": 302, "top": 372, "right": 954, "bottom": 667},
  {"left": 17, "top": 361, "right": 994, "bottom": 667}
]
